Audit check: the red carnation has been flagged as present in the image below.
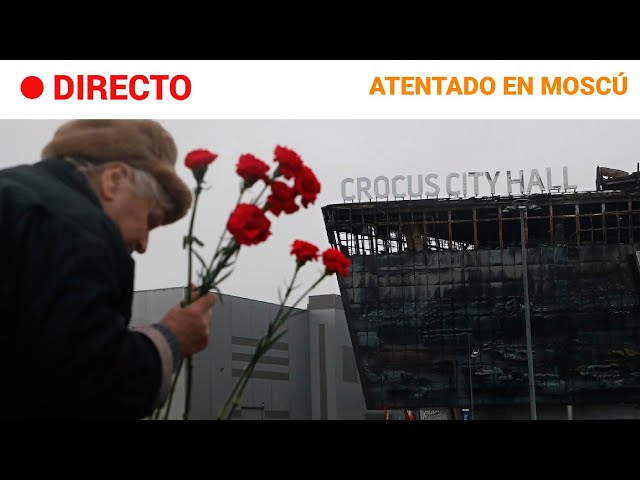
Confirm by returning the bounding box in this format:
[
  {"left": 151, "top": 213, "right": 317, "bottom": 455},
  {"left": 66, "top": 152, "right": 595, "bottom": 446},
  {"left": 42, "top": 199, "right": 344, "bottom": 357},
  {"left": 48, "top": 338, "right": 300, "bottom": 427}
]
[
  {"left": 237, "top": 153, "right": 270, "bottom": 187},
  {"left": 322, "top": 248, "right": 351, "bottom": 277},
  {"left": 290, "top": 240, "right": 319, "bottom": 266},
  {"left": 227, "top": 203, "right": 272, "bottom": 246},
  {"left": 293, "top": 165, "right": 321, "bottom": 208},
  {"left": 267, "top": 181, "right": 299, "bottom": 216},
  {"left": 274, "top": 145, "right": 303, "bottom": 179},
  {"left": 185, "top": 149, "right": 218, "bottom": 169}
]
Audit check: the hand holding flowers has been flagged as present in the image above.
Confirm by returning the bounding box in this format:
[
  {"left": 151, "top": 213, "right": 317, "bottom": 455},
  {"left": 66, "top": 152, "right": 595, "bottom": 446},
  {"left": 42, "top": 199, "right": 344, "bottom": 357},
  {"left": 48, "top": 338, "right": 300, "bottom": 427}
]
[{"left": 157, "top": 144, "right": 350, "bottom": 420}]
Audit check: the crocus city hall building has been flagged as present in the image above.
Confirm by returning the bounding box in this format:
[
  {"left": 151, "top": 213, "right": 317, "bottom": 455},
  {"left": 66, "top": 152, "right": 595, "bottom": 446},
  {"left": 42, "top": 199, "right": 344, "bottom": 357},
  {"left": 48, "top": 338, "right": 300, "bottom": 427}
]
[{"left": 322, "top": 165, "right": 640, "bottom": 418}]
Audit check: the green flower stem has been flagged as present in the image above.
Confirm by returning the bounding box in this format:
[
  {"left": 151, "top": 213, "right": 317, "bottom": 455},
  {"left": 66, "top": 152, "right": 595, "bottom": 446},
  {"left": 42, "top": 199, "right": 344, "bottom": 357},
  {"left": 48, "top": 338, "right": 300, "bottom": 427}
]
[
  {"left": 186, "top": 183, "right": 202, "bottom": 304},
  {"left": 218, "top": 270, "right": 298, "bottom": 421},
  {"left": 253, "top": 181, "right": 270, "bottom": 207},
  {"left": 165, "top": 233, "right": 238, "bottom": 420},
  {"left": 200, "top": 241, "right": 240, "bottom": 297},
  {"left": 183, "top": 182, "right": 203, "bottom": 420},
  {"left": 206, "top": 188, "right": 245, "bottom": 276},
  {"left": 165, "top": 237, "right": 239, "bottom": 420},
  {"left": 218, "top": 269, "right": 329, "bottom": 420}
]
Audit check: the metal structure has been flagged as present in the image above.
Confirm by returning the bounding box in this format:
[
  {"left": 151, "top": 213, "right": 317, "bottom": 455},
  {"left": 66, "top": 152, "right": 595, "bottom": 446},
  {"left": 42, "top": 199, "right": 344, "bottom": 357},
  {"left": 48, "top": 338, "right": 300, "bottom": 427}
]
[
  {"left": 322, "top": 191, "right": 640, "bottom": 412},
  {"left": 506, "top": 198, "right": 538, "bottom": 419},
  {"left": 467, "top": 334, "right": 478, "bottom": 419}
]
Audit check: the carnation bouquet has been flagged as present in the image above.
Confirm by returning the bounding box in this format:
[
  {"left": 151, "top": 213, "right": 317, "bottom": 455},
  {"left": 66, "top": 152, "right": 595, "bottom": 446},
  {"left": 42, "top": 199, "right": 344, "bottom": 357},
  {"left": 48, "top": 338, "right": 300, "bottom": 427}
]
[{"left": 155, "top": 145, "right": 350, "bottom": 420}]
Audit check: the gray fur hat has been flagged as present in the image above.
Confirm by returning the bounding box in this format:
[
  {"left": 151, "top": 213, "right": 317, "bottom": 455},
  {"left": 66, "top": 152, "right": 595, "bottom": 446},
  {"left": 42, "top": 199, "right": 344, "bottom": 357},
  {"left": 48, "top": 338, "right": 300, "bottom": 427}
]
[{"left": 41, "top": 119, "right": 192, "bottom": 225}]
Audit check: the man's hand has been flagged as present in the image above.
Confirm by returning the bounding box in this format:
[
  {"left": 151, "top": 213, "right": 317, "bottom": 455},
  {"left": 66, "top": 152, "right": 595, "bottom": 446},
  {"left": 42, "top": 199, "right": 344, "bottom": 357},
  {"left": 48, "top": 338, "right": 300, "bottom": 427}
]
[{"left": 160, "top": 291, "right": 216, "bottom": 357}]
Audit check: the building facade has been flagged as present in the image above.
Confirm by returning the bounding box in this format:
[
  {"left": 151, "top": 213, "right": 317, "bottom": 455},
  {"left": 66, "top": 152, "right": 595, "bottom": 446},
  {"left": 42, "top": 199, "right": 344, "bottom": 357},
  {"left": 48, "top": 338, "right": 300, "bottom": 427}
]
[
  {"left": 131, "top": 289, "right": 378, "bottom": 420},
  {"left": 322, "top": 191, "right": 640, "bottom": 419}
]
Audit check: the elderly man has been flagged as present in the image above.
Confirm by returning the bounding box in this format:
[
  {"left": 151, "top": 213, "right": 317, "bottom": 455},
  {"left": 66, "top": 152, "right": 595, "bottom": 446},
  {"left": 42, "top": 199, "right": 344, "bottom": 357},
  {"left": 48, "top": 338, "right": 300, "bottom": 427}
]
[{"left": 0, "top": 120, "right": 215, "bottom": 418}]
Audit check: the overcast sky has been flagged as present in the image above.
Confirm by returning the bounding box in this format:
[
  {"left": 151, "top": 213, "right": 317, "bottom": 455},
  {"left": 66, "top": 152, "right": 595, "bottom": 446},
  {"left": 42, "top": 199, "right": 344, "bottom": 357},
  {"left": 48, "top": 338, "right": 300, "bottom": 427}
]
[{"left": 2, "top": 119, "right": 640, "bottom": 307}]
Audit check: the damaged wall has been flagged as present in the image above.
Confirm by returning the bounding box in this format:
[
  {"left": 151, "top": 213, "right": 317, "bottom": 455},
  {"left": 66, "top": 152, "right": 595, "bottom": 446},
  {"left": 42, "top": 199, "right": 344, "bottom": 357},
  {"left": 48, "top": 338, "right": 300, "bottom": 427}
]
[{"left": 323, "top": 192, "right": 640, "bottom": 410}]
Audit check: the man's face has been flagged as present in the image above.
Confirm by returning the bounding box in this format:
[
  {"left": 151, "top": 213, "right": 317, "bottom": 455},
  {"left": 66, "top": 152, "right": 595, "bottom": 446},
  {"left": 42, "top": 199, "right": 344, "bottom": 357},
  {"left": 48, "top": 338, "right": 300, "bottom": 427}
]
[{"left": 97, "top": 164, "right": 165, "bottom": 254}]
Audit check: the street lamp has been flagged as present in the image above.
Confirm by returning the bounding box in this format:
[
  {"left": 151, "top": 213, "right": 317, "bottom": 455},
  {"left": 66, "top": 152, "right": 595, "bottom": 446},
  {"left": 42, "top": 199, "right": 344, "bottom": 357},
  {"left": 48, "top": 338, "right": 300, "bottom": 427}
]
[
  {"left": 512, "top": 198, "right": 538, "bottom": 420},
  {"left": 467, "top": 330, "right": 478, "bottom": 420}
]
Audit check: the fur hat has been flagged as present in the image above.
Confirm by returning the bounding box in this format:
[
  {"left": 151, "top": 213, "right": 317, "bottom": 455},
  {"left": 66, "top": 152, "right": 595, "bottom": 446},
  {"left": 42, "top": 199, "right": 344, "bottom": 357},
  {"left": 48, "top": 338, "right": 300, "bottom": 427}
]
[{"left": 41, "top": 119, "right": 192, "bottom": 225}]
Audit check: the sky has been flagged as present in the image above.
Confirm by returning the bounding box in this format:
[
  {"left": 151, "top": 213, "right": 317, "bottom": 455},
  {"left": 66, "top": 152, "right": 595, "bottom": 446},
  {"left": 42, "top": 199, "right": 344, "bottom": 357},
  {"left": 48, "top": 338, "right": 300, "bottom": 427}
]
[{"left": 2, "top": 119, "right": 640, "bottom": 307}]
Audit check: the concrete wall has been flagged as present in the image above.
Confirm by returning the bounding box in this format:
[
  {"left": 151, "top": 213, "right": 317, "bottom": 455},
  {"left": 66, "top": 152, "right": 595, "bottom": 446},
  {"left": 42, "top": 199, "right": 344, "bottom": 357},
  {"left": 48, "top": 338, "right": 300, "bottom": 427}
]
[
  {"left": 308, "top": 294, "right": 366, "bottom": 420},
  {"left": 190, "top": 293, "right": 311, "bottom": 420},
  {"left": 132, "top": 289, "right": 364, "bottom": 420}
]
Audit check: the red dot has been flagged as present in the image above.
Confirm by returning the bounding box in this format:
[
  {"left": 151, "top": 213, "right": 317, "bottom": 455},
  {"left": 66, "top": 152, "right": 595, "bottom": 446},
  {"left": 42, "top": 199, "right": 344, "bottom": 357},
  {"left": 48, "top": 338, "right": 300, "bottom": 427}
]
[{"left": 21, "top": 76, "right": 44, "bottom": 99}]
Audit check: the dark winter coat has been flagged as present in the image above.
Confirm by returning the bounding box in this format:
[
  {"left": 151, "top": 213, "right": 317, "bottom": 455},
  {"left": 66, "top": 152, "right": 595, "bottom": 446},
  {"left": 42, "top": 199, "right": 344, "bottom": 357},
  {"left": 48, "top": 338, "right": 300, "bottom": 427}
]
[{"left": 0, "top": 157, "right": 165, "bottom": 418}]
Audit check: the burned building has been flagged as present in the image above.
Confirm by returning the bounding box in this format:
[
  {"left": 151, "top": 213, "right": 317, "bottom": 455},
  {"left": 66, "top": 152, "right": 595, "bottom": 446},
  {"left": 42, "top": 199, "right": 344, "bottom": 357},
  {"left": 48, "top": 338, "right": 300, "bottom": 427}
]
[{"left": 322, "top": 186, "right": 640, "bottom": 414}]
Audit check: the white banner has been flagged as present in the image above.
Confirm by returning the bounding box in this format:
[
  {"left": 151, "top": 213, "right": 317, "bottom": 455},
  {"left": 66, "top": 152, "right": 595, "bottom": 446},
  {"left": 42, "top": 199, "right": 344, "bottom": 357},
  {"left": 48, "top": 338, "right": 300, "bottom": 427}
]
[{"left": 0, "top": 60, "right": 638, "bottom": 119}]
